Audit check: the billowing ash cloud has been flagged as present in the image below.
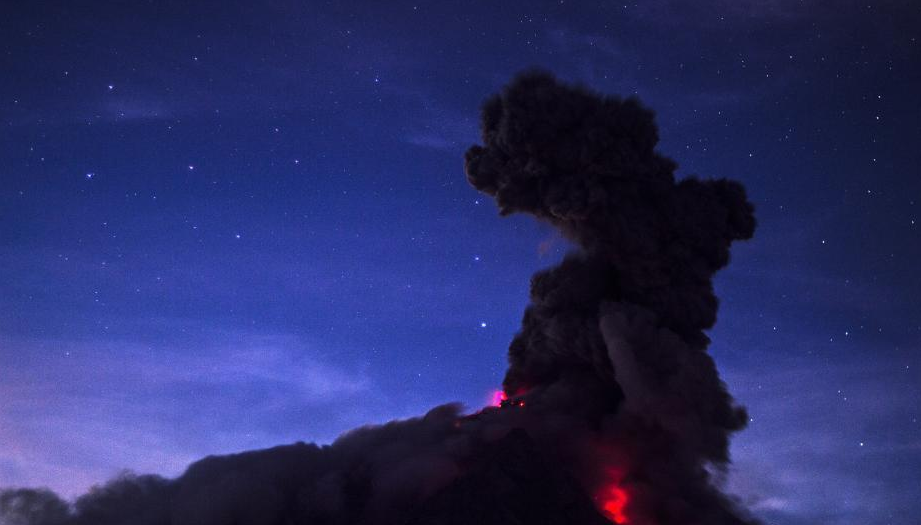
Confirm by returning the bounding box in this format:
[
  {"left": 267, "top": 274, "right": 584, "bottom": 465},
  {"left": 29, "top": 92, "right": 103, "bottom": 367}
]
[
  {"left": 465, "top": 71, "right": 757, "bottom": 524},
  {"left": 1, "top": 71, "right": 758, "bottom": 525}
]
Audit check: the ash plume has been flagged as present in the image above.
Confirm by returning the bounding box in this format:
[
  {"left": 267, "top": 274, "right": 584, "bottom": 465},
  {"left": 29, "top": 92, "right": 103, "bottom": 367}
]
[
  {"left": 465, "top": 71, "right": 757, "bottom": 524},
  {"left": 1, "top": 71, "right": 758, "bottom": 525}
]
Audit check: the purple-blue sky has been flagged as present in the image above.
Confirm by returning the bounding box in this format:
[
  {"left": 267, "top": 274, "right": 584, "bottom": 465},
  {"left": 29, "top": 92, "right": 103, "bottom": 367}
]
[{"left": 1, "top": 1, "right": 919, "bottom": 523}]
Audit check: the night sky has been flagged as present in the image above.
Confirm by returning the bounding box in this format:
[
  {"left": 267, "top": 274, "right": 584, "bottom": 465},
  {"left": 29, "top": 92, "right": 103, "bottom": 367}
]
[{"left": 1, "top": 1, "right": 919, "bottom": 524}]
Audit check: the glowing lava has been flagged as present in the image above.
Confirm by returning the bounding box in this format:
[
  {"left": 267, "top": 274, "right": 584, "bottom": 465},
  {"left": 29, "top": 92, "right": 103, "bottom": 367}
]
[
  {"left": 598, "top": 484, "right": 630, "bottom": 524},
  {"left": 489, "top": 390, "right": 508, "bottom": 407},
  {"left": 489, "top": 389, "right": 528, "bottom": 408}
]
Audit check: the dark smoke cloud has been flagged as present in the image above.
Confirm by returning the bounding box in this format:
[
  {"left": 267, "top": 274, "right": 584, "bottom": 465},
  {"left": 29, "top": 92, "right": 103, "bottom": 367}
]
[
  {"left": 0, "top": 489, "right": 69, "bottom": 525},
  {"left": 466, "top": 71, "right": 757, "bottom": 523},
  {"left": 1, "top": 71, "right": 758, "bottom": 525}
]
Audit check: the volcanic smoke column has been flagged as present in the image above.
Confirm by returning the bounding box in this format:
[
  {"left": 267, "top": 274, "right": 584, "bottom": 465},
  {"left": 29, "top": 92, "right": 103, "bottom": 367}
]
[{"left": 465, "top": 72, "right": 759, "bottom": 524}]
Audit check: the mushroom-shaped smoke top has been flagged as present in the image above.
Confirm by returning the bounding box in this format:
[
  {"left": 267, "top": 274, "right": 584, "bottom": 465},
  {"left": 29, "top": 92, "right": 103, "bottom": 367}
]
[{"left": 465, "top": 71, "right": 754, "bottom": 246}]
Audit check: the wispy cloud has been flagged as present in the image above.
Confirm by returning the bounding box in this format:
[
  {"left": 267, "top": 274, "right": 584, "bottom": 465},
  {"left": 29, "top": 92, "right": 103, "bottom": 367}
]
[
  {"left": 101, "top": 96, "right": 174, "bottom": 121},
  {"left": 0, "top": 333, "right": 374, "bottom": 498},
  {"left": 405, "top": 133, "right": 460, "bottom": 151},
  {"left": 723, "top": 350, "right": 921, "bottom": 524},
  {"left": 629, "top": 0, "right": 816, "bottom": 26}
]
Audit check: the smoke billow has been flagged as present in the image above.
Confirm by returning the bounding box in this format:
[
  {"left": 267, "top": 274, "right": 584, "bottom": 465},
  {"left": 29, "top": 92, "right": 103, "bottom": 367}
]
[{"left": 1, "top": 72, "right": 758, "bottom": 525}]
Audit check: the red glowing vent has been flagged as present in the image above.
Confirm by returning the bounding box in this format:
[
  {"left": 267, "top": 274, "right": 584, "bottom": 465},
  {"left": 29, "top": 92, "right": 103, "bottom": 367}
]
[{"left": 598, "top": 484, "right": 630, "bottom": 524}]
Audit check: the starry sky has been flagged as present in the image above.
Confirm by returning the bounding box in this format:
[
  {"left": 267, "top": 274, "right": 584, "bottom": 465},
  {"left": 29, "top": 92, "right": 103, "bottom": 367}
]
[{"left": 1, "top": 1, "right": 919, "bottom": 523}]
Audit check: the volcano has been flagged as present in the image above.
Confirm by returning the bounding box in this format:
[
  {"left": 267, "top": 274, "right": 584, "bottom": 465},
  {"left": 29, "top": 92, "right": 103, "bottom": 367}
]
[{"left": 0, "top": 71, "right": 760, "bottom": 525}]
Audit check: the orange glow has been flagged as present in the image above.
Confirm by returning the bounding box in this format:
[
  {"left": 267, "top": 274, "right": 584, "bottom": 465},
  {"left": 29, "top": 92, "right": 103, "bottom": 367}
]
[
  {"left": 490, "top": 390, "right": 508, "bottom": 407},
  {"left": 598, "top": 484, "right": 630, "bottom": 524},
  {"left": 488, "top": 387, "right": 531, "bottom": 408}
]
